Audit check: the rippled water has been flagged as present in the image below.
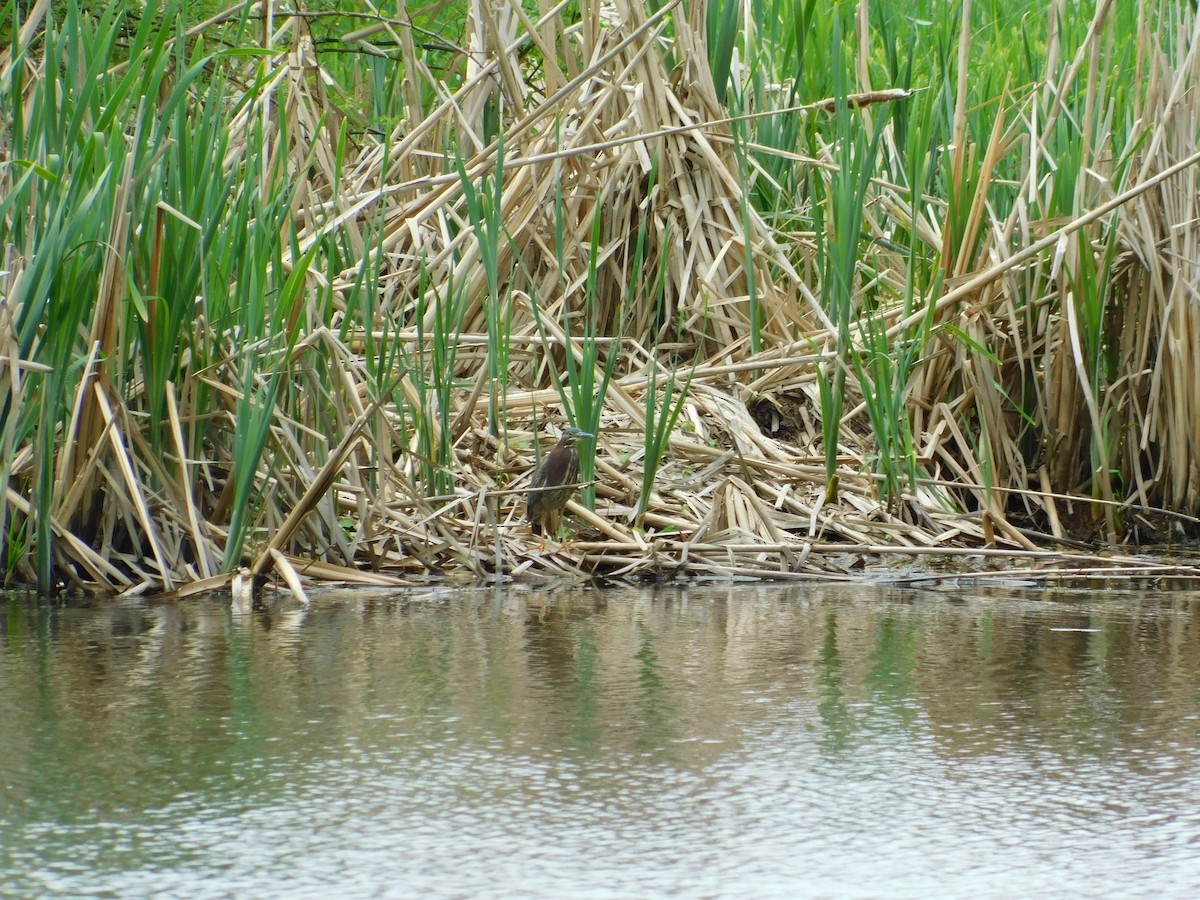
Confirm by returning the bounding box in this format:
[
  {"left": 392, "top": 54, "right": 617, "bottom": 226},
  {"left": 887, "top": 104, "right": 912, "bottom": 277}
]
[{"left": 2, "top": 582, "right": 1200, "bottom": 897}]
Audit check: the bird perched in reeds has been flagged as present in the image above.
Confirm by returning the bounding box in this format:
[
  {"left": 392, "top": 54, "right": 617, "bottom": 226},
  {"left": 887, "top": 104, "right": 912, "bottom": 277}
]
[{"left": 526, "top": 427, "right": 593, "bottom": 537}]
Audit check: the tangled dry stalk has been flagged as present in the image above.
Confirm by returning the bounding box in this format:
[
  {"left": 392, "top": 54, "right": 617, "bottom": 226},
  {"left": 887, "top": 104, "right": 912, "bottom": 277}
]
[{"left": 4, "top": 0, "right": 1200, "bottom": 599}]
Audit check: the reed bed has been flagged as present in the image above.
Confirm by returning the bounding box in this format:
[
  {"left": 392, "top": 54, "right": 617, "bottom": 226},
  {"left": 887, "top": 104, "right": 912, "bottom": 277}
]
[{"left": 3, "top": 0, "right": 1200, "bottom": 598}]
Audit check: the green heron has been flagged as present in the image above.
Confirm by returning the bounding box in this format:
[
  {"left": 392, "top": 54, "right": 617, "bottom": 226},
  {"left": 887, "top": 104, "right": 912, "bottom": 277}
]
[{"left": 526, "top": 427, "right": 593, "bottom": 536}]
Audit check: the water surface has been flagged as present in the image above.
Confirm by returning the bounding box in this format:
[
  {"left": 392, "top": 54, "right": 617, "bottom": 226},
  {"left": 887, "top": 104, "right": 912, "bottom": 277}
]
[{"left": 2, "top": 582, "right": 1199, "bottom": 897}]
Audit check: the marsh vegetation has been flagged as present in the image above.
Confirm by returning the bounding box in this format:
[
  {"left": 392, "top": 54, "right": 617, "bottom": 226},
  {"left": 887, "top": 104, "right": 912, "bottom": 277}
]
[{"left": 3, "top": 0, "right": 1200, "bottom": 595}]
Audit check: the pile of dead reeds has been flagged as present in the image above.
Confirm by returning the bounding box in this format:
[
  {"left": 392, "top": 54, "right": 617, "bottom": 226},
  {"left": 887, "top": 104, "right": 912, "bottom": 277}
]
[{"left": 3, "top": 0, "right": 1200, "bottom": 598}]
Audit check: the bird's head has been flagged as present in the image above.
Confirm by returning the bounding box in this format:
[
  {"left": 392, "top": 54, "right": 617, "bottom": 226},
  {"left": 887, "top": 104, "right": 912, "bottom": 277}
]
[{"left": 559, "top": 426, "right": 594, "bottom": 446}]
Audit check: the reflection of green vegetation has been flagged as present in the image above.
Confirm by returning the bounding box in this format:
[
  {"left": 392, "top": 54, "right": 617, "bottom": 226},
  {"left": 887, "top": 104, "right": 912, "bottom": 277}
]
[
  {"left": 480, "top": 610, "right": 517, "bottom": 738},
  {"left": 1069, "top": 615, "right": 1119, "bottom": 754},
  {"left": 3, "top": 595, "right": 30, "bottom": 644},
  {"left": 223, "top": 610, "right": 265, "bottom": 771},
  {"left": 868, "top": 615, "right": 918, "bottom": 728},
  {"left": 572, "top": 623, "right": 601, "bottom": 750},
  {"left": 816, "top": 610, "right": 849, "bottom": 754},
  {"left": 978, "top": 611, "right": 994, "bottom": 664},
  {"left": 634, "top": 620, "right": 671, "bottom": 738},
  {"left": 4, "top": 587, "right": 1200, "bottom": 853},
  {"left": 407, "top": 627, "right": 454, "bottom": 705}
]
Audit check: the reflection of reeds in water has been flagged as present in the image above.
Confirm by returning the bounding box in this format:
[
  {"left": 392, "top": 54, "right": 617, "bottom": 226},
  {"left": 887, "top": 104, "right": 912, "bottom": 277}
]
[
  {"left": 2, "top": 2, "right": 1200, "bottom": 595},
  {"left": 4, "top": 588, "right": 1200, "bottom": 775}
]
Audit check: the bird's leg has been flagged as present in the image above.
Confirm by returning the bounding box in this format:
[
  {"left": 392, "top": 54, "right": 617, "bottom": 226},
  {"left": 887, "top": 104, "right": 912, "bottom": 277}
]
[{"left": 530, "top": 514, "right": 554, "bottom": 550}]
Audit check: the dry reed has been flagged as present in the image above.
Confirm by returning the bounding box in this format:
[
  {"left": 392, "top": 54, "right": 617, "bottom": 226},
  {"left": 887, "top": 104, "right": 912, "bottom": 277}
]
[{"left": 3, "top": 0, "right": 1200, "bottom": 598}]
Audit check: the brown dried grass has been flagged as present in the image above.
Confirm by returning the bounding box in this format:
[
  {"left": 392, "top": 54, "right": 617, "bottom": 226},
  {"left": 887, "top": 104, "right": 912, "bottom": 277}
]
[{"left": 7, "top": 0, "right": 1200, "bottom": 598}]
